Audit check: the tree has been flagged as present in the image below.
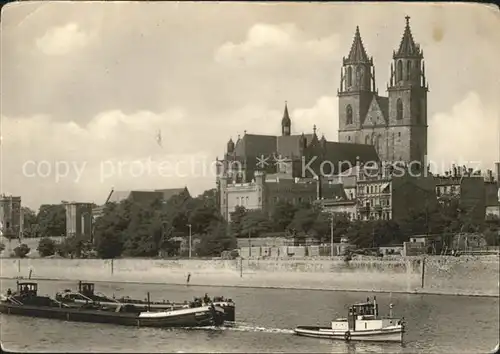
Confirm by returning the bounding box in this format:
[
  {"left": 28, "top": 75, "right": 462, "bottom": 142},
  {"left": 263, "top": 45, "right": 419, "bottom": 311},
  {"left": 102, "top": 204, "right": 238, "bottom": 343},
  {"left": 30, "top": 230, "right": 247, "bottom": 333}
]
[
  {"left": 36, "top": 204, "right": 66, "bottom": 237},
  {"left": 270, "top": 201, "right": 296, "bottom": 232},
  {"left": 37, "top": 237, "right": 56, "bottom": 257},
  {"left": 21, "top": 207, "right": 38, "bottom": 237},
  {"left": 229, "top": 206, "right": 247, "bottom": 238},
  {"left": 311, "top": 212, "right": 331, "bottom": 242},
  {"left": 240, "top": 210, "right": 272, "bottom": 238},
  {"left": 289, "top": 208, "right": 319, "bottom": 235},
  {"left": 14, "top": 243, "right": 30, "bottom": 258},
  {"left": 95, "top": 231, "right": 124, "bottom": 259},
  {"left": 188, "top": 204, "right": 221, "bottom": 235},
  {"left": 196, "top": 221, "right": 237, "bottom": 257}
]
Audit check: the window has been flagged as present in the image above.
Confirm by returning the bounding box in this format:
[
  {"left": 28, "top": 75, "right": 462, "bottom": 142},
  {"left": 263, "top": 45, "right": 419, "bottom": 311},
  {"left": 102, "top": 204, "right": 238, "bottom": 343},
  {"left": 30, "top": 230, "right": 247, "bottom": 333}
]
[
  {"left": 246, "top": 196, "right": 249, "bottom": 205},
  {"left": 348, "top": 136, "right": 351, "bottom": 141},
  {"left": 398, "top": 132, "right": 401, "bottom": 137},
  {"left": 347, "top": 66, "right": 352, "bottom": 87},
  {"left": 406, "top": 61, "right": 411, "bottom": 80},
  {"left": 396, "top": 99, "right": 403, "bottom": 120},
  {"left": 346, "top": 105, "right": 353, "bottom": 125},
  {"left": 377, "top": 134, "right": 382, "bottom": 153},
  {"left": 397, "top": 60, "right": 403, "bottom": 82},
  {"left": 365, "top": 135, "right": 370, "bottom": 144}
]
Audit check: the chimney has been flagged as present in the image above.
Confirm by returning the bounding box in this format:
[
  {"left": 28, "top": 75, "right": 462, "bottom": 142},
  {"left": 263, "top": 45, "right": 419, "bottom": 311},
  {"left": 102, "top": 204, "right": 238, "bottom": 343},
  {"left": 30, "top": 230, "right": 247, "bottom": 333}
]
[
  {"left": 452, "top": 164, "right": 457, "bottom": 177},
  {"left": 496, "top": 162, "right": 500, "bottom": 185},
  {"left": 316, "top": 175, "right": 323, "bottom": 200},
  {"left": 488, "top": 170, "right": 493, "bottom": 182}
]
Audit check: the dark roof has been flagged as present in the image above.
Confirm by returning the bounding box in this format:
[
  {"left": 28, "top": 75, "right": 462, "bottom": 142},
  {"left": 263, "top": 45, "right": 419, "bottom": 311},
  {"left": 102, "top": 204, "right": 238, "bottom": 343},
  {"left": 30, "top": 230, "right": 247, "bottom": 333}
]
[
  {"left": 394, "top": 16, "right": 422, "bottom": 59},
  {"left": 233, "top": 134, "right": 277, "bottom": 157},
  {"left": 277, "top": 134, "right": 314, "bottom": 157},
  {"left": 344, "top": 26, "right": 370, "bottom": 64},
  {"left": 322, "top": 142, "right": 379, "bottom": 169},
  {"left": 154, "top": 187, "right": 190, "bottom": 201}
]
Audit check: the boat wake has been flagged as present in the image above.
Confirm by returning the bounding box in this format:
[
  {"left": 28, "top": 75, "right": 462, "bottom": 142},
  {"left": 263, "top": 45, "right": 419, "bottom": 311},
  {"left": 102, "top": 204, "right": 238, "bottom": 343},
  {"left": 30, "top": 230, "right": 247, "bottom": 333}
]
[{"left": 184, "top": 321, "right": 294, "bottom": 335}]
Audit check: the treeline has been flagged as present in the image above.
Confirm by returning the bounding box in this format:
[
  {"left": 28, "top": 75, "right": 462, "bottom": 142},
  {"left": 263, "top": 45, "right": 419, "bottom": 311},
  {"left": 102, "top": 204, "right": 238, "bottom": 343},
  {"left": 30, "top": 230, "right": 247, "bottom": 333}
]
[
  {"left": 230, "top": 198, "right": 500, "bottom": 249},
  {"left": 2, "top": 190, "right": 498, "bottom": 259}
]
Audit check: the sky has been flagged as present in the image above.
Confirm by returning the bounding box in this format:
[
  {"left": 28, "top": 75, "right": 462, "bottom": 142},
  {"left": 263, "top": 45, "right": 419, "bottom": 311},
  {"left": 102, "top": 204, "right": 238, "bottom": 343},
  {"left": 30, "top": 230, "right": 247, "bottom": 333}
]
[{"left": 1, "top": 2, "right": 499, "bottom": 210}]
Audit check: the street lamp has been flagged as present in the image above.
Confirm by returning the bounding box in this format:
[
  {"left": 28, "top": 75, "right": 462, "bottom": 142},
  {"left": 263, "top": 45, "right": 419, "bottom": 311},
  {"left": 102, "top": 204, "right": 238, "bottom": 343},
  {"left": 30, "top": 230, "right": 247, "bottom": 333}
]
[
  {"left": 187, "top": 224, "right": 192, "bottom": 258},
  {"left": 330, "top": 211, "right": 334, "bottom": 257}
]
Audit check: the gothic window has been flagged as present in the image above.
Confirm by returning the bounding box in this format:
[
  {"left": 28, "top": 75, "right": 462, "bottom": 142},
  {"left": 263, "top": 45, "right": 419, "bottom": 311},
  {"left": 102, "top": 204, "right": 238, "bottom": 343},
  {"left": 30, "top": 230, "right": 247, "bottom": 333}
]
[
  {"left": 347, "top": 67, "right": 352, "bottom": 87},
  {"left": 377, "top": 134, "right": 382, "bottom": 154},
  {"left": 396, "top": 99, "right": 403, "bottom": 120},
  {"left": 406, "top": 61, "right": 411, "bottom": 81},
  {"left": 346, "top": 105, "right": 353, "bottom": 125},
  {"left": 365, "top": 135, "right": 370, "bottom": 144},
  {"left": 398, "top": 132, "right": 401, "bottom": 138},
  {"left": 397, "top": 60, "right": 403, "bottom": 82}
]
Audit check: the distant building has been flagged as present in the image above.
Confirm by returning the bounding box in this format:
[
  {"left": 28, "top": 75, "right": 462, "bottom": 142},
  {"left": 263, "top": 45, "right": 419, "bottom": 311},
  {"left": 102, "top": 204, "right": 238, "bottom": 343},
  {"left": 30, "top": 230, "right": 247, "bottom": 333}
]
[
  {"left": 351, "top": 163, "right": 436, "bottom": 223},
  {"left": 434, "top": 166, "right": 486, "bottom": 225},
  {"left": 0, "top": 195, "right": 22, "bottom": 238},
  {"left": 64, "top": 202, "right": 93, "bottom": 239},
  {"left": 219, "top": 170, "right": 346, "bottom": 221},
  {"left": 92, "top": 187, "right": 190, "bottom": 219}
]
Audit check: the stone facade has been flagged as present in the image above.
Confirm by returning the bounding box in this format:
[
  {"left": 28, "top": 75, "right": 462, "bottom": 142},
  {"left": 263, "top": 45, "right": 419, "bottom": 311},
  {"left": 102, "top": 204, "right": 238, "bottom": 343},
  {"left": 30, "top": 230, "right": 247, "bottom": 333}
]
[
  {"left": 65, "top": 202, "right": 93, "bottom": 239},
  {"left": 338, "top": 17, "right": 428, "bottom": 167},
  {"left": 0, "top": 195, "right": 22, "bottom": 238}
]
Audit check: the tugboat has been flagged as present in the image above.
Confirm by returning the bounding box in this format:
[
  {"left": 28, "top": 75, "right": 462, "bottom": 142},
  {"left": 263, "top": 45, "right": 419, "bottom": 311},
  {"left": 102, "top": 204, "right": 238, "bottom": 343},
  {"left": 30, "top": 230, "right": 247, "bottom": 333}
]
[
  {"left": 294, "top": 297, "right": 405, "bottom": 343},
  {"left": 56, "top": 281, "right": 236, "bottom": 322},
  {"left": 0, "top": 281, "right": 226, "bottom": 328}
]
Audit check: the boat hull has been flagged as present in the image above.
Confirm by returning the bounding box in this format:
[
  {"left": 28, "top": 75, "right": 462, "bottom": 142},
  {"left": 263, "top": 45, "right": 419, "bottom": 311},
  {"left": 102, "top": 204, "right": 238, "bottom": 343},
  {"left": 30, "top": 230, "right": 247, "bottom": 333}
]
[
  {"left": 294, "top": 325, "right": 404, "bottom": 343},
  {"left": 66, "top": 298, "right": 235, "bottom": 322},
  {"left": 0, "top": 303, "right": 225, "bottom": 328}
]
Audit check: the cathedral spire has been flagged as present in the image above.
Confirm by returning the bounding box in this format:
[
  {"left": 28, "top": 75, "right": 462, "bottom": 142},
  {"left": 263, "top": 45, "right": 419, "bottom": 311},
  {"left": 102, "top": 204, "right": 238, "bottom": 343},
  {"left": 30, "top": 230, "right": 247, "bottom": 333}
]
[
  {"left": 394, "top": 16, "right": 422, "bottom": 59},
  {"left": 281, "top": 101, "right": 291, "bottom": 136},
  {"left": 344, "top": 26, "right": 371, "bottom": 64}
]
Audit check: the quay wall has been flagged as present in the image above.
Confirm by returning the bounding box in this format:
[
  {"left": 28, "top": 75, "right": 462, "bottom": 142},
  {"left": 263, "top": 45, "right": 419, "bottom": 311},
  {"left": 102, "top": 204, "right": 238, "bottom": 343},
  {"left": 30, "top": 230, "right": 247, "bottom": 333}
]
[{"left": 0, "top": 256, "right": 498, "bottom": 297}]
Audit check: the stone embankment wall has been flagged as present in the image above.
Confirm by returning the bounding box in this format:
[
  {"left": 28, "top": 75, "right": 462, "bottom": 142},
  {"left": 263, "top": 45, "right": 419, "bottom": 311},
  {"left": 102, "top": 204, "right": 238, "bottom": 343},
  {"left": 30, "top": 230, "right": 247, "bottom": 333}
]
[{"left": 0, "top": 256, "right": 498, "bottom": 297}]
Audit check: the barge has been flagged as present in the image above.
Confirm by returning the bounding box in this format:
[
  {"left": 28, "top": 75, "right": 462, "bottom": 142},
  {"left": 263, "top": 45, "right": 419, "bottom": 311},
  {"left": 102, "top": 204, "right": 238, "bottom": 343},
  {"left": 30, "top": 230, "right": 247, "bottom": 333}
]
[
  {"left": 1, "top": 282, "right": 225, "bottom": 328},
  {"left": 56, "top": 281, "right": 235, "bottom": 322}
]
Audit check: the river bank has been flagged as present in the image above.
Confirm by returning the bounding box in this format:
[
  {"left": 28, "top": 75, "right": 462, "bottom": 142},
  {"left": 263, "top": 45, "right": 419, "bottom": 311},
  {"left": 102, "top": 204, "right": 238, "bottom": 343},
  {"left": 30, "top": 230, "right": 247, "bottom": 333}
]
[{"left": 1, "top": 256, "right": 498, "bottom": 297}]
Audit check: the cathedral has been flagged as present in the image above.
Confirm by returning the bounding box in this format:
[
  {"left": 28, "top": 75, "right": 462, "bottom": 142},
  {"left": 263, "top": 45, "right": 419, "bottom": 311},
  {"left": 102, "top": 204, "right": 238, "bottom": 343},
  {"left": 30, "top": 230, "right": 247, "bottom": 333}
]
[
  {"left": 338, "top": 16, "right": 429, "bottom": 166},
  {"left": 216, "top": 16, "right": 430, "bottom": 220}
]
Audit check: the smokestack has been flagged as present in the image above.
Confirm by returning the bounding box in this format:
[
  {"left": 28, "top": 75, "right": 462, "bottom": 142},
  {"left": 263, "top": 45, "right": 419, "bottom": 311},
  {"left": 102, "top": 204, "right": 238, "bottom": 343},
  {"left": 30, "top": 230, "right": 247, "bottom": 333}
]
[
  {"left": 496, "top": 162, "right": 500, "bottom": 185},
  {"left": 488, "top": 170, "right": 493, "bottom": 182}
]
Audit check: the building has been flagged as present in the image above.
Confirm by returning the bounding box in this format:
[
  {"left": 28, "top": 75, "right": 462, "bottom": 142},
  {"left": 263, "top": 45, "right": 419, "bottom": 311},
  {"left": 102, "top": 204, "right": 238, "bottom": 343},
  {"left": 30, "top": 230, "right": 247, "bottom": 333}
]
[
  {"left": 355, "top": 162, "right": 436, "bottom": 223},
  {"left": 64, "top": 202, "right": 93, "bottom": 239},
  {"left": 338, "top": 17, "right": 428, "bottom": 168},
  {"left": 219, "top": 170, "right": 346, "bottom": 221},
  {"left": 92, "top": 187, "right": 190, "bottom": 219},
  {"left": 0, "top": 195, "right": 22, "bottom": 238},
  {"left": 434, "top": 166, "right": 486, "bottom": 225}
]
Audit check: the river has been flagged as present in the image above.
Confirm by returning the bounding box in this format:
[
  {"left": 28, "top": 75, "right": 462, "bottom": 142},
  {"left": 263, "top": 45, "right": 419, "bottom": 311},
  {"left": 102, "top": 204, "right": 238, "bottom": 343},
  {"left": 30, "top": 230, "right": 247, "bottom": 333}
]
[{"left": 0, "top": 279, "right": 498, "bottom": 353}]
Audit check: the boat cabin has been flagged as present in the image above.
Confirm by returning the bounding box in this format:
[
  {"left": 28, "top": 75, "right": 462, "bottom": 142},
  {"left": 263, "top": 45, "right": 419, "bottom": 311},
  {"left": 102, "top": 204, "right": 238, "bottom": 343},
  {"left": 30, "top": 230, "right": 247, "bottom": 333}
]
[
  {"left": 17, "top": 282, "right": 38, "bottom": 297},
  {"left": 78, "top": 282, "right": 95, "bottom": 297},
  {"left": 349, "top": 300, "right": 378, "bottom": 319}
]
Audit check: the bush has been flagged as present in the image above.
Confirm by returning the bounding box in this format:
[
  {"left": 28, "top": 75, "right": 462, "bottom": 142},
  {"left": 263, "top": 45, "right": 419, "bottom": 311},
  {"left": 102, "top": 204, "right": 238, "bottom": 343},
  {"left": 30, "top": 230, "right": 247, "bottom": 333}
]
[
  {"left": 37, "top": 237, "right": 56, "bottom": 257},
  {"left": 14, "top": 243, "right": 30, "bottom": 258}
]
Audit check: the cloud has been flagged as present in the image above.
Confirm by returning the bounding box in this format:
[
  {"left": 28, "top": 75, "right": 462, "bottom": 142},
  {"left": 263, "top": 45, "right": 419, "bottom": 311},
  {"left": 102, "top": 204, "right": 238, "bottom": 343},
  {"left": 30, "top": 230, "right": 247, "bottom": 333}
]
[
  {"left": 429, "top": 91, "right": 499, "bottom": 172},
  {"left": 214, "top": 23, "right": 340, "bottom": 67},
  {"left": 35, "top": 23, "right": 91, "bottom": 56}
]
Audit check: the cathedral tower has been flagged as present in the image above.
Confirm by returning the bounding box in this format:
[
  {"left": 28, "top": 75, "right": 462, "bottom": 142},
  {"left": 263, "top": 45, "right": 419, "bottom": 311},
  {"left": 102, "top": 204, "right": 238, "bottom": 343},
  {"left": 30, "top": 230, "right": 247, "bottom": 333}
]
[
  {"left": 281, "top": 101, "right": 291, "bottom": 136},
  {"left": 387, "top": 16, "right": 428, "bottom": 166},
  {"left": 338, "top": 26, "right": 377, "bottom": 144}
]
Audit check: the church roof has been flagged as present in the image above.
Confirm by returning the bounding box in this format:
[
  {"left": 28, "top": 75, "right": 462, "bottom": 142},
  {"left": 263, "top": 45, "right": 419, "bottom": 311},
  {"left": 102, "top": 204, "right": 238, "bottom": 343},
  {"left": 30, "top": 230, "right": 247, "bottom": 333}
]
[
  {"left": 394, "top": 16, "right": 423, "bottom": 59},
  {"left": 344, "top": 26, "right": 371, "bottom": 64}
]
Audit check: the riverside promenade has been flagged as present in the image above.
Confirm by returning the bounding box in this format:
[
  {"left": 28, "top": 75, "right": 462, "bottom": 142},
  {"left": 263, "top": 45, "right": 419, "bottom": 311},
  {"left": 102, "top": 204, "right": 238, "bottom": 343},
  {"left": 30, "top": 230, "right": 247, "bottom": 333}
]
[{"left": 0, "top": 256, "right": 498, "bottom": 297}]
